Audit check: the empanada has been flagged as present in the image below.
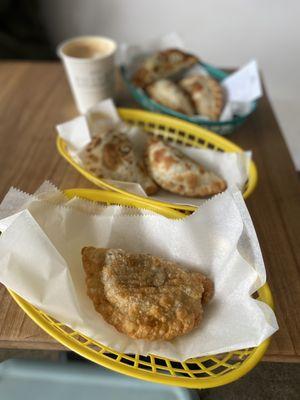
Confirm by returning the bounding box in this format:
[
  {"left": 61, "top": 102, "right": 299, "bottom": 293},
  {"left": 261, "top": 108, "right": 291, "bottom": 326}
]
[
  {"left": 179, "top": 75, "right": 224, "bottom": 121},
  {"left": 132, "top": 48, "right": 199, "bottom": 88},
  {"left": 82, "top": 247, "right": 213, "bottom": 341},
  {"left": 146, "top": 79, "right": 195, "bottom": 116},
  {"left": 146, "top": 138, "right": 227, "bottom": 197},
  {"left": 80, "top": 129, "right": 158, "bottom": 195}
]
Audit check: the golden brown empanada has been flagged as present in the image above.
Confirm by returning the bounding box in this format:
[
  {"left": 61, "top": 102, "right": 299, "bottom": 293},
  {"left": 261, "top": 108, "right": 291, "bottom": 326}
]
[
  {"left": 82, "top": 247, "right": 213, "bottom": 341},
  {"left": 147, "top": 79, "right": 195, "bottom": 116},
  {"left": 80, "top": 129, "right": 158, "bottom": 195},
  {"left": 146, "top": 138, "right": 227, "bottom": 197},
  {"left": 179, "top": 75, "right": 224, "bottom": 121},
  {"left": 132, "top": 48, "right": 199, "bottom": 88}
]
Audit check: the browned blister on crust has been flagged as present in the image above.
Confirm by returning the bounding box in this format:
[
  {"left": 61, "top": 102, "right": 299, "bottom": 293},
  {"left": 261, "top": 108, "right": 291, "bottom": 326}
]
[
  {"left": 132, "top": 48, "right": 199, "bottom": 88},
  {"left": 179, "top": 75, "right": 224, "bottom": 121},
  {"left": 82, "top": 247, "right": 214, "bottom": 341},
  {"left": 146, "top": 79, "right": 195, "bottom": 116},
  {"left": 79, "top": 128, "right": 158, "bottom": 195},
  {"left": 146, "top": 138, "right": 227, "bottom": 197}
]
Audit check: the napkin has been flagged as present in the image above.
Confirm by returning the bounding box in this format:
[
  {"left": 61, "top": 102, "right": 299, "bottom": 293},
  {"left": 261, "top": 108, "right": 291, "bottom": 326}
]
[
  {"left": 56, "top": 98, "right": 251, "bottom": 207},
  {"left": 0, "top": 183, "right": 278, "bottom": 361},
  {"left": 120, "top": 32, "right": 262, "bottom": 121}
]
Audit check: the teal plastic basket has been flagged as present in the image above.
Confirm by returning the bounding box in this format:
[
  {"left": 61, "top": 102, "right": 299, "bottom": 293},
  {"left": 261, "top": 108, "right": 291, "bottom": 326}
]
[{"left": 120, "top": 63, "right": 257, "bottom": 135}]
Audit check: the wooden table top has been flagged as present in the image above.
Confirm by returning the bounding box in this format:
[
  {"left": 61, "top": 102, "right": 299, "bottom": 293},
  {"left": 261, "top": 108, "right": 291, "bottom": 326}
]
[{"left": 0, "top": 61, "right": 299, "bottom": 362}]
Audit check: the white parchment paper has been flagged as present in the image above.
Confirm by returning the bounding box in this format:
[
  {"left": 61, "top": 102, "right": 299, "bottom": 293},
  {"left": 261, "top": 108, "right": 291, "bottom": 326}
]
[
  {"left": 57, "top": 99, "right": 251, "bottom": 207},
  {"left": 0, "top": 183, "right": 278, "bottom": 361}
]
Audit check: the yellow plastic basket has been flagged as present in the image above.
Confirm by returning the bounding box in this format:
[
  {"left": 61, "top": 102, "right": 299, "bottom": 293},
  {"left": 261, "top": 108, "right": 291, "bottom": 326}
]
[
  {"left": 57, "top": 108, "right": 258, "bottom": 214},
  {"left": 8, "top": 188, "right": 272, "bottom": 389}
]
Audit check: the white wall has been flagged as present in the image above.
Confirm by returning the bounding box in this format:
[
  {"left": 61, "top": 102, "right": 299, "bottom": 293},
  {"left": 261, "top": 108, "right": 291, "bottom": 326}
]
[{"left": 41, "top": 0, "right": 300, "bottom": 169}]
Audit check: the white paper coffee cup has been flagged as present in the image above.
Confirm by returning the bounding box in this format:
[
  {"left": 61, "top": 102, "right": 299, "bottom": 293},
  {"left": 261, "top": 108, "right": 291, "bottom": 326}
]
[{"left": 57, "top": 36, "right": 117, "bottom": 113}]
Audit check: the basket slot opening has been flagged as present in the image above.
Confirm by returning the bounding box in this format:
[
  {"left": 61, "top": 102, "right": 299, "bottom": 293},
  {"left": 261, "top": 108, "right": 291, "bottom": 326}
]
[
  {"left": 156, "top": 368, "right": 172, "bottom": 375},
  {"left": 201, "top": 359, "right": 217, "bottom": 369},
  {"left": 104, "top": 352, "right": 118, "bottom": 360},
  {"left": 197, "top": 138, "right": 205, "bottom": 146},
  {"left": 193, "top": 372, "right": 210, "bottom": 378},
  {"left": 138, "top": 355, "right": 151, "bottom": 363},
  {"left": 184, "top": 362, "right": 202, "bottom": 371},
  {"left": 207, "top": 143, "right": 216, "bottom": 150},
  {"left": 176, "top": 372, "right": 191, "bottom": 378},
  {"left": 210, "top": 365, "right": 229, "bottom": 375},
  {"left": 138, "top": 363, "right": 153, "bottom": 372},
  {"left": 154, "top": 358, "right": 168, "bottom": 367},
  {"left": 236, "top": 350, "right": 252, "bottom": 361},
  {"left": 86, "top": 344, "right": 103, "bottom": 353},
  {"left": 76, "top": 335, "right": 88, "bottom": 344},
  {"left": 58, "top": 324, "right": 73, "bottom": 334},
  {"left": 225, "top": 356, "right": 242, "bottom": 366},
  {"left": 120, "top": 357, "right": 135, "bottom": 366},
  {"left": 170, "top": 361, "right": 184, "bottom": 370}
]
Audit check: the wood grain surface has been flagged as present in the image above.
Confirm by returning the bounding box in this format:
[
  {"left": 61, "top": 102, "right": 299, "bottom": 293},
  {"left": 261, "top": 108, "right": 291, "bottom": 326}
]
[{"left": 0, "top": 62, "right": 299, "bottom": 361}]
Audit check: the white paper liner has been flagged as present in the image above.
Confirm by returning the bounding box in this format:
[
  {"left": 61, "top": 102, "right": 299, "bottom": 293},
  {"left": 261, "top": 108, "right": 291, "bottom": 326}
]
[
  {"left": 0, "top": 183, "right": 155, "bottom": 233},
  {"left": 0, "top": 183, "right": 278, "bottom": 361}
]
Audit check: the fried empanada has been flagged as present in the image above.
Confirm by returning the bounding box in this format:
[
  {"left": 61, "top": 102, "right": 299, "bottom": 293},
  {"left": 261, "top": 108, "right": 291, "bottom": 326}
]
[
  {"left": 79, "top": 129, "right": 158, "bottom": 195},
  {"left": 179, "top": 75, "right": 224, "bottom": 121},
  {"left": 146, "top": 79, "right": 195, "bottom": 116},
  {"left": 82, "top": 247, "right": 213, "bottom": 341},
  {"left": 132, "top": 48, "right": 199, "bottom": 88},
  {"left": 146, "top": 138, "right": 227, "bottom": 197}
]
